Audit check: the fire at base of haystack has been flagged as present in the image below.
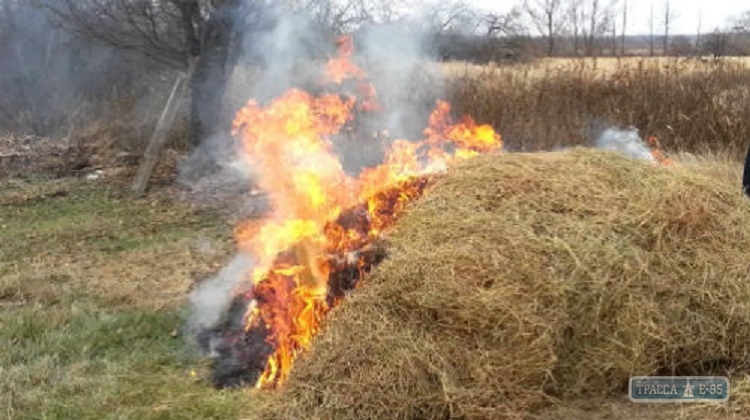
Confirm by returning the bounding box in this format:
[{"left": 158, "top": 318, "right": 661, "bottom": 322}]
[{"left": 196, "top": 36, "right": 502, "bottom": 389}]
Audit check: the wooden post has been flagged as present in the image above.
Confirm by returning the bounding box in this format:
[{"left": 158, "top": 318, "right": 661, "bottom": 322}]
[{"left": 131, "top": 70, "right": 189, "bottom": 196}]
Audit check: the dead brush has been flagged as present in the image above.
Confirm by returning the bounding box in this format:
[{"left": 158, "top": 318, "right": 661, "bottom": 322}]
[{"left": 446, "top": 58, "right": 750, "bottom": 157}]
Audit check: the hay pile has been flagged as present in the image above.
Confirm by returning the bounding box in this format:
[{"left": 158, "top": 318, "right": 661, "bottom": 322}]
[{"left": 249, "top": 149, "right": 750, "bottom": 419}]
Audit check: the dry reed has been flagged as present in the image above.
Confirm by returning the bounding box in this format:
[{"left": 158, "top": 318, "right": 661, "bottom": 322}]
[{"left": 447, "top": 58, "right": 750, "bottom": 156}]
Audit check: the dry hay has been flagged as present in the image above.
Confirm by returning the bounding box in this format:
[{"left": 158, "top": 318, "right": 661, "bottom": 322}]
[{"left": 247, "top": 149, "right": 750, "bottom": 419}]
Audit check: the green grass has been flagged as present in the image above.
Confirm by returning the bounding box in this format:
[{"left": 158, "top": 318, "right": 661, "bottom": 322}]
[
  {"left": 0, "top": 178, "right": 250, "bottom": 419},
  {"left": 0, "top": 181, "right": 219, "bottom": 260},
  {"left": 1, "top": 306, "right": 246, "bottom": 419}
]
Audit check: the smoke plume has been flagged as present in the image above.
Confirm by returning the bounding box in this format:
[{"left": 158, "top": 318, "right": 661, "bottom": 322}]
[
  {"left": 594, "top": 127, "right": 656, "bottom": 162},
  {"left": 185, "top": 254, "right": 254, "bottom": 338}
]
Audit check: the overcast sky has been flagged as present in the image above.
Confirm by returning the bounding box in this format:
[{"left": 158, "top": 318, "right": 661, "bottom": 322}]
[{"left": 466, "top": 0, "right": 748, "bottom": 35}]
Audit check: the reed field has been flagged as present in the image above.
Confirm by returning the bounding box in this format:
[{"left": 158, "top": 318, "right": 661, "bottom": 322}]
[{"left": 442, "top": 56, "right": 750, "bottom": 157}]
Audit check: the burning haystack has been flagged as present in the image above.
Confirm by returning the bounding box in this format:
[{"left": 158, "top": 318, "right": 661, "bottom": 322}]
[
  {"left": 190, "top": 35, "right": 502, "bottom": 391},
  {"left": 246, "top": 149, "right": 750, "bottom": 419}
]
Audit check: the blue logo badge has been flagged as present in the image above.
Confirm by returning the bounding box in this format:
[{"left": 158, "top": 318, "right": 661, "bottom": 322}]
[{"left": 629, "top": 376, "right": 729, "bottom": 403}]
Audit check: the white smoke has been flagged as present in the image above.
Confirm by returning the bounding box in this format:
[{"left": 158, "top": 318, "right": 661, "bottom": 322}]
[
  {"left": 357, "top": 23, "right": 439, "bottom": 139},
  {"left": 186, "top": 253, "right": 254, "bottom": 335},
  {"left": 594, "top": 127, "right": 655, "bottom": 162},
  {"left": 248, "top": 12, "right": 330, "bottom": 102}
]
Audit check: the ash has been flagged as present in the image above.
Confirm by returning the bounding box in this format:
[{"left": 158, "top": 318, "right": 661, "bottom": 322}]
[{"left": 197, "top": 294, "right": 274, "bottom": 388}]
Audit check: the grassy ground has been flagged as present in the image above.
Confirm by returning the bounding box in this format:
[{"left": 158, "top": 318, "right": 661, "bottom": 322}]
[{"left": 0, "top": 178, "right": 250, "bottom": 419}]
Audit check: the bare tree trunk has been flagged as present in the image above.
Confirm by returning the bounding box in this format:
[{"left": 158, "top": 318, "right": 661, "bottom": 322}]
[
  {"left": 649, "top": 2, "right": 654, "bottom": 56},
  {"left": 572, "top": 3, "right": 580, "bottom": 56},
  {"left": 696, "top": 9, "right": 702, "bottom": 56},
  {"left": 547, "top": 10, "right": 555, "bottom": 56},
  {"left": 188, "top": 0, "right": 246, "bottom": 148},
  {"left": 611, "top": 22, "right": 617, "bottom": 56},
  {"left": 586, "top": 0, "right": 599, "bottom": 57},
  {"left": 523, "top": 0, "right": 563, "bottom": 57},
  {"left": 620, "top": 0, "right": 627, "bottom": 56},
  {"left": 663, "top": 0, "right": 670, "bottom": 55}
]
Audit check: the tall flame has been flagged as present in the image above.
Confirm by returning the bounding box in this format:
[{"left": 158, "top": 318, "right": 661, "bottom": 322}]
[{"left": 230, "top": 35, "right": 502, "bottom": 389}]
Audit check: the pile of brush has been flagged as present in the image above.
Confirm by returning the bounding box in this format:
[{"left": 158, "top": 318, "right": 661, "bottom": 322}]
[{"left": 246, "top": 149, "right": 750, "bottom": 419}]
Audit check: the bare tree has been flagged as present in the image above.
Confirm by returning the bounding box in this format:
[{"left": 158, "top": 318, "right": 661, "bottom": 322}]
[
  {"left": 289, "top": 0, "right": 402, "bottom": 34},
  {"left": 663, "top": 0, "right": 670, "bottom": 55},
  {"left": 723, "top": 9, "right": 750, "bottom": 56},
  {"left": 584, "top": 0, "right": 599, "bottom": 55},
  {"left": 620, "top": 0, "right": 627, "bottom": 56},
  {"left": 477, "top": 7, "right": 528, "bottom": 61},
  {"left": 420, "top": 1, "right": 478, "bottom": 35},
  {"left": 697, "top": 10, "right": 750, "bottom": 58},
  {"left": 696, "top": 8, "right": 702, "bottom": 55},
  {"left": 702, "top": 29, "right": 729, "bottom": 58},
  {"left": 523, "top": 0, "right": 567, "bottom": 56},
  {"left": 33, "top": 0, "right": 271, "bottom": 149},
  {"left": 659, "top": 0, "right": 679, "bottom": 55},
  {"left": 34, "top": 1, "right": 196, "bottom": 69},
  {"left": 564, "top": 0, "right": 617, "bottom": 57},
  {"left": 485, "top": 7, "right": 525, "bottom": 37},
  {"left": 0, "top": 0, "right": 147, "bottom": 135},
  {"left": 582, "top": 0, "right": 617, "bottom": 57},
  {"left": 568, "top": 0, "right": 583, "bottom": 55},
  {"left": 649, "top": 2, "right": 655, "bottom": 56}
]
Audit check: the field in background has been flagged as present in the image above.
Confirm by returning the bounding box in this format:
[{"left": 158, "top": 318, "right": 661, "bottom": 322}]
[
  {"left": 443, "top": 56, "right": 750, "bottom": 156},
  {"left": 442, "top": 56, "right": 750, "bottom": 78}
]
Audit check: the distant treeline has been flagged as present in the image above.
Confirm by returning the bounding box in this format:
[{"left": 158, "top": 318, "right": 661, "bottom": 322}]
[{"left": 430, "top": 32, "right": 750, "bottom": 64}]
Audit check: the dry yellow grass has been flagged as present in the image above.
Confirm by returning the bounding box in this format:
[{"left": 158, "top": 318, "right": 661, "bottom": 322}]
[
  {"left": 440, "top": 56, "right": 750, "bottom": 80},
  {"left": 246, "top": 149, "right": 750, "bottom": 419},
  {"left": 445, "top": 56, "right": 750, "bottom": 155}
]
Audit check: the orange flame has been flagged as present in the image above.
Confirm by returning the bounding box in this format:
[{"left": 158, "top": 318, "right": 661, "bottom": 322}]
[
  {"left": 323, "top": 35, "right": 380, "bottom": 112},
  {"left": 646, "top": 135, "right": 673, "bottom": 167},
  {"left": 324, "top": 36, "right": 365, "bottom": 84},
  {"left": 230, "top": 35, "right": 502, "bottom": 389}
]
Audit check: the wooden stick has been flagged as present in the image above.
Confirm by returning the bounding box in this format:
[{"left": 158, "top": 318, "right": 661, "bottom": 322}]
[{"left": 131, "top": 69, "right": 190, "bottom": 196}]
